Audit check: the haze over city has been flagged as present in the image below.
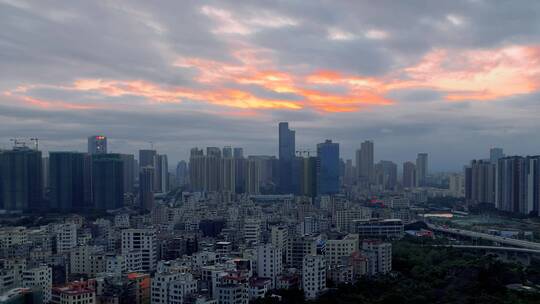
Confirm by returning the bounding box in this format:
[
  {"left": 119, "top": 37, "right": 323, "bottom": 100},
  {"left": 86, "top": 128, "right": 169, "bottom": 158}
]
[{"left": 1, "top": 1, "right": 540, "bottom": 171}]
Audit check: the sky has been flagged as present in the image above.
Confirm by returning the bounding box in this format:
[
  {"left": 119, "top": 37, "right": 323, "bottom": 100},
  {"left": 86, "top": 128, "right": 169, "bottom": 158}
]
[{"left": 1, "top": 0, "right": 539, "bottom": 171}]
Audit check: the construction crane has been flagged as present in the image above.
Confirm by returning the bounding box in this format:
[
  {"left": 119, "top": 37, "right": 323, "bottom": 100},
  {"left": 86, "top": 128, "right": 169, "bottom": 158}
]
[{"left": 30, "top": 137, "right": 39, "bottom": 150}]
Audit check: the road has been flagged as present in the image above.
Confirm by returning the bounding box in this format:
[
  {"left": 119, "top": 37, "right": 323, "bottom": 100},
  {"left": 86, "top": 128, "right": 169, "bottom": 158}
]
[{"left": 426, "top": 223, "right": 540, "bottom": 251}]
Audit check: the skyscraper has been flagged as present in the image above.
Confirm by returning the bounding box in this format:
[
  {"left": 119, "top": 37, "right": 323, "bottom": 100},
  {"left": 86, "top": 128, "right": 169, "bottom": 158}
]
[
  {"left": 139, "top": 166, "right": 155, "bottom": 210},
  {"left": 119, "top": 154, "right": 135, "bottom": 194},
  {"left": 175, "top": 160, "right": 188, "bottom": 186},
  {"left": 233, "top": 147, "right": 244, "bottom": 159},
  {"left": 300, "top": 156, "right": 318, "bottom": 198},
  {"left": 222, "top": 146, "right": 233, "bottom": 158},
  {"left": 416, "top": 153, "right": 428, "bottom": 187},
  {"left": 0, "top": 147, "right": 42, "bottom": 211},
  {"left": 495, "top": 156, "right": 540, "bottom": 215},
  {"left": 316, "top": 140, "right": 339, "bottom": 195},
  {"left": 87, "top": 135, "right": 107, "bottom": 155},
  {"left": 357, "top": 140, "right": 374, "bottom": 184},
  {"left": 375, "top": 160, "right": 397, "bottom": 190},
  {"left": 49, "top": 152, "right": 85, "bottom": 212},
  {"left": 154, "top": 154, "right": 169, "bottom": 193},
  {"left": 205, "top": 147, "right": 221, "bottom": 192},
  {"left": 139, "top": 149, "right": 156, "bottom": 168},
  {"left": 465, "top": 159, "right": 496, "bottom": 205},
  {"left": 189, "top": 148, "right": 205, "bottom": 192},
  {"left": 490, "top": 147, "right": 505, "bottom": 164},
  {"left": 221, "top": 155, "right": 236, "bottom": 193},
  {"left": 279, "top": 122, "right": 295, "bottom": 160},
  {"left": 402, "top": 161, "right": 416, "bottom": 188},
  {"left": 279, "top": 122, "right": 295, "bottom": 194},
  {"left": 92, "top": 154, "right": 124, "bottom": 210},
  {"left": 245, "top": 158, "right": 261, "bottom": 195},
  {"left": 234, "top": 149, "right": 246, "bottom": 194}
]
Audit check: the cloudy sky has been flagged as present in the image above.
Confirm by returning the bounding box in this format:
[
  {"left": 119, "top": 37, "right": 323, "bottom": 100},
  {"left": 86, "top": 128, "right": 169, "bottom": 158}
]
[{"left": 1, "top": 0, "right": 539, "bottom": 171}]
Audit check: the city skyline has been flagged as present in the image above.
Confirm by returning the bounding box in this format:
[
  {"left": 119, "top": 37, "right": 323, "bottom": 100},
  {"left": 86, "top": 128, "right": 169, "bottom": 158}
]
[{"left": 1, "top": 1, "right": 540, "bottom": 171}]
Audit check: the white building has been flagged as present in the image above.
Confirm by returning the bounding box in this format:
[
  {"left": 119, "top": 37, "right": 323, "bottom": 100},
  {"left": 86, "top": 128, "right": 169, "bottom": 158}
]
[
  {"left": 22, "top": 265, "right": 52, "bottom": 303},
  {"left": 0, "top": 227, "right": 27, "bottom": 249},
  {"left": 216, "top": 283, "right": 248, "bottom": 304},
  {"left": 243, "top": 219, "right": 261, "bottom": 245},
  {"left": 362, "top": 240, "right": 392, "bottom": 275},
  {"left": 151, "top": 271, "right": 197, "bottom": 304},
  {"left": 114, "top": 214, "right": 131, "bottom": 228},
  {"left": 121, "top": 229, "right": 157, "bottom": 272},
  {"left": 256, "top": 244, "right": 283, "bottom": 288},
  {"left": 335, "top": 208, "right": 370, "bottom": 233},
  {"left": 325, "top": 234, "right": 359, "bottom": 266},
  {"left": 270, "top": 226, "right": 288, "bottom": 249},
  {"left": 106, "top": 251, "right": 143, "bottom": 275},
  {"left": 52, "top": 223, "right": 78, "bottom": 254},
  {"left": 390, "top": 197, "right": 410, "bottom": 209},
  {"left": 70, "top": 246, "right": 106, "bottom": 277},
  {"left": 449, "top": 173, "right": 465, "bottom": 198},
  {"left": 302, "top": 255, "right": 326, "bottom": 300}
]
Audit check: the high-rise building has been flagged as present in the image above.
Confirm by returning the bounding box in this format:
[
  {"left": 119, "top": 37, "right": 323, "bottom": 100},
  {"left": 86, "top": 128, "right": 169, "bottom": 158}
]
[
  {"left": 49, "top": 152, "right": 85, "bottom": 212},
  {"left": 189, "top": 148, "right": 205, "bottom": 192},
  {"left": 0, "top": 147, "right": 42, "bottom": 211},
  {"left": 302, "top": 255, "right": 326, "bottom": 300},
  {"left": 233, "top": 147, "right": 244, "bottom": 159},
  {"left": 121, "top": 229, "right": 157, "bottom": 272},
  {"left": 234, "top": 149, "right": 246, "bottom": 194},
  {"left": 279, "top": 122, "right": 295, "bottom": 161},
  {"left": 139, "top": 149, "right": 156, "bottom": 168},
  {"left": 465, "top": 160, "right": 496, "bottom": 205},
  {"left": 205, "top": 147, "right": 221, "bottom": 192},
  {"left": 278, "top": 122, "right": 295, "bottom": 194},
  {"left": 139, "top": 167, "right": 155, "bottom": 210},
  {"left": 155, "top": 154, "right": 169, "bottom": 193},
  {"left": 449, "top": 173, "right": 465, "bottom": 198},
  {"left": 317, "top": 140, "right": 340, "bottom": 195},
  {"left": 245, "top": 158, "right": 260, "bottom": 195},
  {"left": 495, "top": 156, "right": 540, "bottom": 215},
  {"left": 257, "top": 244, "right": 283, "bottom": 289},
  {"left": 222, "top": 146, "right": 233, "bottom": 158},
  {"left": 92, "top": 154, "right": 124, "bottom": 210},
  {"left": 362, "top": 239, "right": 392, "bottom": 275},
  {"left": 490, "top": 147, "right": 505, "bottom": 164},
  {"left": 87, "top": 135, "right": 107, "bottom": 155},
  {"left": 119, "top": 154, "right": 135, "bottom": 194},
  {"left": 300, "top": 156, "right": 318, "bottom": 198},
  {"left": 175, "top": 161, "right": 188, "bottom": 186},
  {"left": 357, "top": 140, "right": 374, "bottom": 184},
  {"left": 343, "top": 159, "right": 355, "bottom": 186},
  {"left": 22, "top": 265, "right": 52, "bottom": 303},
  {"left": 375, "top": 160, "right": 397, "bottom": 190},
  {"left": 42, "top": 157, "right": 49, "bottom": 196},
  {"left": 402, "top": 161, "right": 416, "bottom": 188},
  {"left": 415, "top": 153, "right": 428, "bottom": 187},
  {"left": 221, "top": 156, "right": 236, "bottom": 193}
]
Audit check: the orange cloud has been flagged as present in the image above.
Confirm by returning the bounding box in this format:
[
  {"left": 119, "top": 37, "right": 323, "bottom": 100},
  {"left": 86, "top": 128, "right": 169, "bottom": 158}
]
[
  {"left": 6, "top": 44, "right": 539, "bottom": 114},
  {"left": 18, "top": 96, "right": 99, "bottom": 110},
  {"left": 403, "top": 45, "right": 540, "bottom": 101}
]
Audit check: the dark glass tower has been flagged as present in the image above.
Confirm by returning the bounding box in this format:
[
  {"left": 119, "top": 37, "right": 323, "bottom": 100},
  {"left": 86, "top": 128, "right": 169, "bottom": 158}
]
[
  {"left": 278, "top": 122, "right": 295, "bottom": 194},
  {"left": 316, "top": 140, "right": 339, "bottom": 195},
  {"left": 0, "top": 147, "right": 43, "bottom": 211},
  {"left": 49, "top": 151, "right": 85, "bottom": 212},
  {"left": 92, "top": 154, "right": 124, "bottom": 210}
]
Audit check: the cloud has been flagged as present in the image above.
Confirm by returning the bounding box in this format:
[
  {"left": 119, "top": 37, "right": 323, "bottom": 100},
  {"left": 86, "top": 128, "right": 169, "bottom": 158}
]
[{"left": 1, "top": 0, "right": 540, "bottom": 170}]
